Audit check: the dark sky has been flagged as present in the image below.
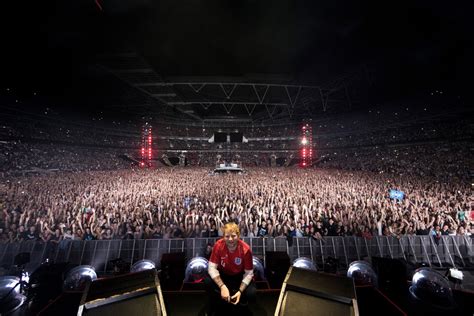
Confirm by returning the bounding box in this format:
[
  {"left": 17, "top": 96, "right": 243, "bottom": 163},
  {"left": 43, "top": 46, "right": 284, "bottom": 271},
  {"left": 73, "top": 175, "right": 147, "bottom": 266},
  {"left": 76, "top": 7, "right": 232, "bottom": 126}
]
[{"left": 1, "top": 0, "right": 473, "bottom": 114}]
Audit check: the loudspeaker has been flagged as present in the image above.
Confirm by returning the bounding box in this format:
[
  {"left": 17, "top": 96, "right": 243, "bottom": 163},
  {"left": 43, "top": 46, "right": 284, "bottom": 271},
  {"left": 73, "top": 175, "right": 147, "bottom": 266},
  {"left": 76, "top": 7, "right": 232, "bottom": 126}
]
[
  {"left": 265, "top": 251, "right": 290, "bottom": 288},
  {"left": 160, "top": 252, "right": 185, "bottom": 290},
  {"left": 78, "top": 269, "right": 167, "bottom": 316},
  {"left": 274, "top": 267, "right": 358, "bottom": 316}
]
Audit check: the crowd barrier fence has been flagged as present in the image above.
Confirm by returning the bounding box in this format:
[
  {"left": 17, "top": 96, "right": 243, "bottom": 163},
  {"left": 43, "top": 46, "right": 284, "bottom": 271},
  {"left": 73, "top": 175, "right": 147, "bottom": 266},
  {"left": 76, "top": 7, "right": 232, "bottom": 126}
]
[{"left": 0, "top": 236, "right": 471, "bottom": 275}]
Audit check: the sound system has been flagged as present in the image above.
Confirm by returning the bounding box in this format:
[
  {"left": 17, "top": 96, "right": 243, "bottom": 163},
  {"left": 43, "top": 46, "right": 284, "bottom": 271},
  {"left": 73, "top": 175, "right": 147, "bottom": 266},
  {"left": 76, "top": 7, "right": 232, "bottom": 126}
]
[
  {"left": 274, "top": 267, "right": 358, "bottom": 316},
  {"left": 77, "top": 269, "right": 167, "bottom": 316}
]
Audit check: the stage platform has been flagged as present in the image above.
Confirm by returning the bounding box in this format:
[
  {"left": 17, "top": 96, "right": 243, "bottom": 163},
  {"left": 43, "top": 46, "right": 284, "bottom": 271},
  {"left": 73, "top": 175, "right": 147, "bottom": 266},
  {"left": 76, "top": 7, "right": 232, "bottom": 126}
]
[
  {"left": 163, "top": 290, "right": 280, "bottom": 316},
  {"left": 213, "top": 163, "right": 244, "bottom": 173}
]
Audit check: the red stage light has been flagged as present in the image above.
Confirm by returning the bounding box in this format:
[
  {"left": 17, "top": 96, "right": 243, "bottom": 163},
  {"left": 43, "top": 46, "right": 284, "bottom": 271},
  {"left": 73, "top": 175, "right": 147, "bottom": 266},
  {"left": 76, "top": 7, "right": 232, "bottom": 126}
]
[{"left": 300, "top": 122, "right": 313, "bottom": 168}]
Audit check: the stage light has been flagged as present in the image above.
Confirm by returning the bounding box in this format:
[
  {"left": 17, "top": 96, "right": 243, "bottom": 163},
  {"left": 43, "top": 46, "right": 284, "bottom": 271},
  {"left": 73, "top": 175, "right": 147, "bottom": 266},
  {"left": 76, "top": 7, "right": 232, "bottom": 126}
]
[
  {"left": 131, "top": 259, "right": 156, "bottom": 273},
  {"left": 292, "top": 257, "right": 317, "bottom": 271},
  {"left": 63, "top": 265, "right": 97, "bottom": 291},
  {"left": 300, "top": 122, "right": 313, "bottom": 168},
  {"left": 0, "top": 276, "right": 26, "bottom": 315},
  {"left": 347, "top": 260, "right": 378, "bottom": 287},
  {"left": 409, "top": 268, "right": 454, "bottom": 309},
  {"left": 185, "top": 257, "right": 208, "bottom": 283}
]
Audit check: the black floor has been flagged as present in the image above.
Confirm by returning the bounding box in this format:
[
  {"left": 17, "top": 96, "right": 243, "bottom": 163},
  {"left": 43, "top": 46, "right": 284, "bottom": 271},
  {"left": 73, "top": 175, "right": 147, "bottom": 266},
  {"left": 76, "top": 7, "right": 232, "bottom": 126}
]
[{"left": 163, "top": 290, "right": 280, "bottom": 316}]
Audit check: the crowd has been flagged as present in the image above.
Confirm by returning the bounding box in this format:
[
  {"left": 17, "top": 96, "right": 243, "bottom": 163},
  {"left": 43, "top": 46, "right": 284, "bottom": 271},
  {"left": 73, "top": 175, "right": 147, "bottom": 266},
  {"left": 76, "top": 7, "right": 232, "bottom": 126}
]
[
  {"left": 318, "top": 141, "right": 471, "bottom": 181},
  {"left": 0, "top": 167, "right": 471, "bottom": 244},
  {"left": 0, "top": 102, "right": 471, "bottom": 245},
  {"left": 0, "top": 142, "right": 132, "bottom": 175}
]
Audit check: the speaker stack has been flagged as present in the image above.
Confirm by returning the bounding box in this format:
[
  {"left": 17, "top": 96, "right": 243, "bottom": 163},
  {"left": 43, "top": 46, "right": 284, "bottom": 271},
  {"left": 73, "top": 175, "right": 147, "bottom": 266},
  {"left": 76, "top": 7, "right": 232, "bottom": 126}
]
[
  {"left": 274, "top": 267, "right": 359, "bottom": 316},
  {"left": 77, "top": 269, "right": 167, "bottom": 316}
]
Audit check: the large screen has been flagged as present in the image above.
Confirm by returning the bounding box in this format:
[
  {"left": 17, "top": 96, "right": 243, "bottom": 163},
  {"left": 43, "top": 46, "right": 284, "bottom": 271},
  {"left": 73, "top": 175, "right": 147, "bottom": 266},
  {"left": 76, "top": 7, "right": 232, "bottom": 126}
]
[
  {"left": 229, "top": 132, "right": 243, "bottom": 142},
  {"left": 213, "top": 132, "right": 227, "bottom": 143}
]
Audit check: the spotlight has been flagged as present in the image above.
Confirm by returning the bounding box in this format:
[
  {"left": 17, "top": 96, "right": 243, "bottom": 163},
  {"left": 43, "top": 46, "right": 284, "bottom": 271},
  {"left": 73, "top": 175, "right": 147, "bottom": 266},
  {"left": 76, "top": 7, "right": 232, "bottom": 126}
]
[
  {"left": 185, "top": 257, "right": 208, "bottom": 283},
  {"left": 292, "top": 257, "right": 317, "bottom": 271},
  {"left": 409, "top": 268, "right": 454, "bottom": 310},
  {"left": 252, "top": 256, "right": 265, "bottom": 280},
  {"left": 347, "top": 261, "right": 378, "bottom": 287},
  {"left": 63, "top": 265, "right": 97, "bottom": 291},
  {"left": 0, "top": 276, "right": 26, "bottom": 314},
  {"left": 131, "top": 259, "right": 156, "bottom": 273}
]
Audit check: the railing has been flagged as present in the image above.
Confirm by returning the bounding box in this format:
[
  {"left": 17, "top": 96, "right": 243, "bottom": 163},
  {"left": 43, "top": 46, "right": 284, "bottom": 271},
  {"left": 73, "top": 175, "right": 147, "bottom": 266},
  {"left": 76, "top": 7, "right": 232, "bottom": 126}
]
[{"left": 0, "top": 236, "right": 471, "bottom": 275}]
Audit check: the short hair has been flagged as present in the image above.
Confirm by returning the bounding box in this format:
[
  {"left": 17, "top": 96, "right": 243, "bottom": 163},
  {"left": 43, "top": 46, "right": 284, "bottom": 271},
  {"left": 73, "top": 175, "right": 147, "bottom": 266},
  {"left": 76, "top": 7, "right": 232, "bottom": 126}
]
[{"left": 221, "top": 222, "right": 240, "bottom": 237}]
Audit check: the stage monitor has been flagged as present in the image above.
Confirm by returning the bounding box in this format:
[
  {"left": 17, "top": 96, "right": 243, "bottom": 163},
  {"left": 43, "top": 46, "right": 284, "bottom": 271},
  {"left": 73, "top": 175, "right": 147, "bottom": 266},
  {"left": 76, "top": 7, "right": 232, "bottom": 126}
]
[
  {"left": 78, "top": 269, "right": 166, "bottom": 316},
  {"left": 274, "top": 266, "right": 358, "bottom": 316}
]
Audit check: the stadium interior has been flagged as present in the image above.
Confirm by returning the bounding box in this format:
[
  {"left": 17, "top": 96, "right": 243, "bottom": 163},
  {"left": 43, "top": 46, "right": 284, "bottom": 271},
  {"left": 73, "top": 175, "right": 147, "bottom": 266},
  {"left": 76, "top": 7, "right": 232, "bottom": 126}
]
[{"left": 0, "top": 1, "right": 473, "bottom": 315}]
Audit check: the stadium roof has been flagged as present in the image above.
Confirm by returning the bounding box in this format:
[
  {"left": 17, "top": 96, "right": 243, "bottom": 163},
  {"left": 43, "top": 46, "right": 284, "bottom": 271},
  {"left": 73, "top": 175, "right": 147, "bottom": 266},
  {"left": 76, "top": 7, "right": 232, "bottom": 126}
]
[{"left": 2, "top": 0, "right": 473, "bottom": 123}]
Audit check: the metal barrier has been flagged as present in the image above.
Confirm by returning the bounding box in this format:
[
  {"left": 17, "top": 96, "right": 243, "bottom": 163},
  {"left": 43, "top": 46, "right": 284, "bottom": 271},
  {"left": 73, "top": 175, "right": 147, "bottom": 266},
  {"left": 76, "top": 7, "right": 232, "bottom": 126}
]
[{"left": 0, "top": 236, "right": 471, "bottom": 275}]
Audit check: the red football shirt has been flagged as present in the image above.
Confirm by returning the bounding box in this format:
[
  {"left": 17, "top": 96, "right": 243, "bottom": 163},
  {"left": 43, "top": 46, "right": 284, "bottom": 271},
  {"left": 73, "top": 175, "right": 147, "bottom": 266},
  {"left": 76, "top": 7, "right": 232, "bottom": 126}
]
[{"left": 209, "top": 238, "right": 253, "bottom": 275}]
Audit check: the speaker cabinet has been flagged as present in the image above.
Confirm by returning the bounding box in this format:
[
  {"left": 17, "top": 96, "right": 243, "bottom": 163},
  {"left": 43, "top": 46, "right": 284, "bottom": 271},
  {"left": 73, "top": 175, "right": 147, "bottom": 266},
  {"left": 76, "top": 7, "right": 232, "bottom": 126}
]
[
  {"left": 274, "top": 267, "right": 358, "bottom": 316},
  {"left": 78, "top": 269, "right": 167, "bottom": 316}
]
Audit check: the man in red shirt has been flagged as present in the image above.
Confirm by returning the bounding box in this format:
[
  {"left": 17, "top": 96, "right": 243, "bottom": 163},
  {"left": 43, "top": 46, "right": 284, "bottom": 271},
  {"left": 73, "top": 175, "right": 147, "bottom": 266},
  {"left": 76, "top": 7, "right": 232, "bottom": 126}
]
[{"left": 205, "top": 222, "right": 255, "bottom": 314}]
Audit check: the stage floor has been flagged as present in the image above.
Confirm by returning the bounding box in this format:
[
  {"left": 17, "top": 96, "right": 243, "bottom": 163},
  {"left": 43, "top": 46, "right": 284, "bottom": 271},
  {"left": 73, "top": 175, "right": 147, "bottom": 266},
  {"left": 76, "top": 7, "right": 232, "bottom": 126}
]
[{"left": 163, "top": 290, "right": 280, "bottom": 316}]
